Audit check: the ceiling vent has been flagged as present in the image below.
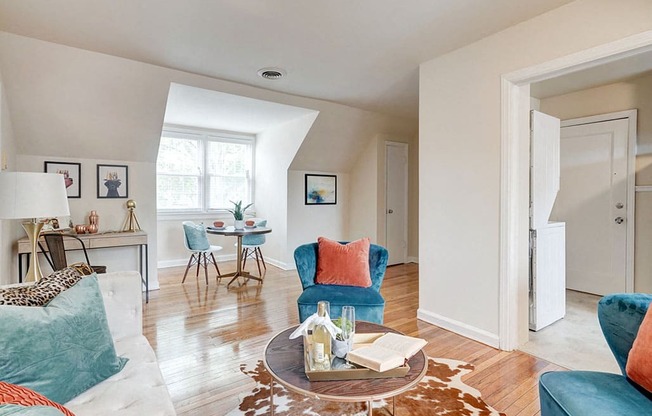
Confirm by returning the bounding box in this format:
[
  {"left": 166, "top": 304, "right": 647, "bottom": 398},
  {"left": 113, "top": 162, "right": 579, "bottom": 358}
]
[{"left": 257, "top": 67, "right": 285, "bottom": 80}]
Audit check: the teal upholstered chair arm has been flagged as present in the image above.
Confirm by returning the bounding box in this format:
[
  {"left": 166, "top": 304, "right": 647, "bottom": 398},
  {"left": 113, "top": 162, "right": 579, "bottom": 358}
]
[
  {"left": 293, "top": 242, "right": 389, "bottom": 291},
  {"left": 294, "top": 243, "right": 319, "bottom": 290},
  {"left": 598, "top": 293, "right": 652, "bottom": 375},
  {"left": 368, "top": 244, "right": 389, "bottom": 292}
]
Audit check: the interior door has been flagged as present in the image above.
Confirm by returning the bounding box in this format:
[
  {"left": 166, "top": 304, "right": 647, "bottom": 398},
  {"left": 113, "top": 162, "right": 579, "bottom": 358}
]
[
  {"left": 550, "top": 119, "right": 629, "bottom": 295},
  {"left": 385, "top": 142, "right": 408, "bottom": 265}
]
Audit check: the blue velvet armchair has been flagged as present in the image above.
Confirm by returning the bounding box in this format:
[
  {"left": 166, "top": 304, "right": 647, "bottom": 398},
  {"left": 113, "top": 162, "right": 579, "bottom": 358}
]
[
  {"left": 294, "top": 242, "right": 388, "bottom": 324},
  {"left": 539, "top": 293, "right": 652, "bottom": 415}
]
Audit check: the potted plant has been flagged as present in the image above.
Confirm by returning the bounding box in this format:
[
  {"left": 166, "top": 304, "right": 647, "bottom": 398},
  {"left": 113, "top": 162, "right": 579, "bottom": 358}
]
[{"left": 228, "top": 200, "right": 253, "bottom": 230}]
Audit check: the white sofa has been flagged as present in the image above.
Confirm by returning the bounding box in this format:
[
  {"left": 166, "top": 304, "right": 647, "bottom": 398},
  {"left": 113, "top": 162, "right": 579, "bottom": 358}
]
[
  {"left": 1, "top": 271, "right": 176, "bottom": 415},
  {"left": 65, "top": 271, "right": 176, "bottom": 415}
]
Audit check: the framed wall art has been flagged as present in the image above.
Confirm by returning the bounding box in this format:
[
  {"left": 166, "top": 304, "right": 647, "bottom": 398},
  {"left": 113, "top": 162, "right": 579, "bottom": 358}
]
[
  {"left": 305, "top": 174, "right": 337, "bottom": 205},
  {"left": 44, "top": 161, "right": 81, "bottom": 198},
  {"left": 97, "top": 164, "right": 128, "bottom": 198}
]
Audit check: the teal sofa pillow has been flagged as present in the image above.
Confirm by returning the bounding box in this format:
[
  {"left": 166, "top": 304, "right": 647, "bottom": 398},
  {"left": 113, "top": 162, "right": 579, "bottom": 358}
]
[
  {"left": 183, "top": 221, "right": 210, "bottom": 250},
  {"left": 0, "top": 275, "right": 128, "bottom": 404}
]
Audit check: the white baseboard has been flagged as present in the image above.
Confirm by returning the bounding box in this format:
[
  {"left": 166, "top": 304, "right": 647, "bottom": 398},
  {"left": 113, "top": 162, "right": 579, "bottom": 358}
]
[
  {"left": 157, "top": 253, "right": 237, "bottom": 269},
  {"left": 157, "top": 254, "right": 296, "bottom": 271},
  {"left": 417, "top": 308, "right": 499, "bottom": 348},
  {"left": 407, "top": 256, "right": 419, "bottom": 264}
]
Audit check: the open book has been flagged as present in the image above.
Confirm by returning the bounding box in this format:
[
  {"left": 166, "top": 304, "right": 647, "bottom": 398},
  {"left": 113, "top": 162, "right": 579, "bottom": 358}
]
[{"left": 346, "top": 333, "right": 427, "bottom": 372}]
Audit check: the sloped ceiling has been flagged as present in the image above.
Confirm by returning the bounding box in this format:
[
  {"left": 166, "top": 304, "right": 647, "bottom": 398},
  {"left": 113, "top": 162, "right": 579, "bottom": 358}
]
[
  {"left": 0, "top": 0, "right": 575, "bottom": 120},
  {"left": 0, "top": 32, "right": 415, "bottom": 171}
]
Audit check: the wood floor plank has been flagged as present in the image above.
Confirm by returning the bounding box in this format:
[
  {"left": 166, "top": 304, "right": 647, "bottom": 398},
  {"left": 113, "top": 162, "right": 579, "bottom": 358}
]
[{"left": 144, "top": 262, "right": 562, "bottom": 415}]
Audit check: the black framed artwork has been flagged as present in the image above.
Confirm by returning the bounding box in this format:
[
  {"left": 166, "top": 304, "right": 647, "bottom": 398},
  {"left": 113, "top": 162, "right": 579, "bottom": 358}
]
[
  {"left": 44, "top": 161, "right": 81, "bottom": 198},
  {"left": 305, "top": 174, "right": 337, "bottom": 205},
  {"left": 97, "top": 164, "right": 128, "bottom": 198}
]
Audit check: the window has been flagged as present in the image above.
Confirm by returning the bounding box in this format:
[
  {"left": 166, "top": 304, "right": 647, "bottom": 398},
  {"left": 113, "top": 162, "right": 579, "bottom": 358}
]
[{"left": 157, "top": 128, "right": 254, "bottom": 213}]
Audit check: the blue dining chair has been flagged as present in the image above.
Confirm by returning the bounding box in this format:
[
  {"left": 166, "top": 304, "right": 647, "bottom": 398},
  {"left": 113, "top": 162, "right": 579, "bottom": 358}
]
[
  {"left": 182, "top": 221, "right": 223, "bottom": 284},
  {"left": 240, "top": 219, "right": 267, "bottom": 275}
]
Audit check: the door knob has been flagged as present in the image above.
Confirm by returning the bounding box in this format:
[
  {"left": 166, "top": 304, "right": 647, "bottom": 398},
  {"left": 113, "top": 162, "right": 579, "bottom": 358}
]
[
  {"left": 388, "top": 209, "right": 394, "bottom": 214},
  {"left": 616, "top": 202, "right": 624, "bottom": 209},
  {"left": 615, "top": 217, "right": 624, "bottom": 224}
]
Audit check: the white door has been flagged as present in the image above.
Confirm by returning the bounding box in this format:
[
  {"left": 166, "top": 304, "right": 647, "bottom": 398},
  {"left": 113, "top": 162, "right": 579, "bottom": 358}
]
[
  {"left": 385, "top": 142, "right": 408, "bottom": 265},
  {"left": 550, "top": 119, "right": 630, "bottom": 295}
]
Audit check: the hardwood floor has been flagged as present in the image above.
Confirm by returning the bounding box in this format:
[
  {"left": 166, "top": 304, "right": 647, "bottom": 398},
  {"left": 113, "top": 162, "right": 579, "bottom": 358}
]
[{"left": 144, "top": 262, "right": 563, "bottom": 415}]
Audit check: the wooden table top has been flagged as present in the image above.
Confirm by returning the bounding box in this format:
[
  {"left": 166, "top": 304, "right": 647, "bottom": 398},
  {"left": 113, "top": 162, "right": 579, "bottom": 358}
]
[
  {"left": 205, "top": 226, "right": 271, "bottom": 237},
  {"left": 263, "top": 321, "right": 428, "bottom": 402}
]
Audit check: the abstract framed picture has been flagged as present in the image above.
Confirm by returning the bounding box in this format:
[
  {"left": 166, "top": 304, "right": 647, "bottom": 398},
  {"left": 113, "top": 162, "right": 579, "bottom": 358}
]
[
  {"left": 305, "top": 174, "right": 337, "bottom": 205},
  {"left": 97, "top": 164, "right": 128, "bottom": 199},
  {"left": 44, "top": 161, "right": 81, "bottom": 198}
]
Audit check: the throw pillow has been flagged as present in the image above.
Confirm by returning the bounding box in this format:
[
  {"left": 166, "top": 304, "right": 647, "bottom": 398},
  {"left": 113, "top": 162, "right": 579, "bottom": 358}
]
[
  {"left": 183, "top": 222, "right": 210, "bottom": 251},
  {"left": 626, "top": 306, "right": 652, "bottom": 393},
  {"left": 0, "top": 275, "right": 128, "bottom": 404},
  {"left": 315, "top": 237, "right": 372, "bottom": 288},
  {"left": 0, "top": 267, "right": 83, "bottom": 306},
  {"left": 0, "top": 382, "right": 74, "bottom": 416}
]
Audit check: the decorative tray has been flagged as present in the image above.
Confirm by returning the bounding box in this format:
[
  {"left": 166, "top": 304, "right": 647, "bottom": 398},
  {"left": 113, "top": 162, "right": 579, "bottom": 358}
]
[{"left": 303, "top": 332, "right": 410, "bottom": 381}]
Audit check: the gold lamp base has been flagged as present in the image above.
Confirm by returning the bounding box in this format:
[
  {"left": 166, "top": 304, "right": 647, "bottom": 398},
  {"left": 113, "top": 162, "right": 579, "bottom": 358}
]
[{"left": 23, "top": 220, "right": 44, "bottom": 282}]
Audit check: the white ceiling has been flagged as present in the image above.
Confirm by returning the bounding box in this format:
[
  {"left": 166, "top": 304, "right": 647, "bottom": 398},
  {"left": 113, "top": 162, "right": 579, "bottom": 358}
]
[
  {"left": 531, "top": 49, "right": 652, "bottom": 98},
  {"left": 164, "top": 83, "right": 317, "bottom": 134},
  {"left": 0, "top": 0, "right": 574, "bottom": 120}
]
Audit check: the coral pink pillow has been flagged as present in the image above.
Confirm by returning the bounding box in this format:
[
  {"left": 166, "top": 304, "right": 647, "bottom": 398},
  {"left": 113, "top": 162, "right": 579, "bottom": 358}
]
[
  {"left": 0, "top": 381, "right": 75, "bottom": 416},
  {"left": 316, "top": 237, "right": 371, "bottom": 288},
  {"left": 627, "top": 306, "right": 652, "bottom": 393}
]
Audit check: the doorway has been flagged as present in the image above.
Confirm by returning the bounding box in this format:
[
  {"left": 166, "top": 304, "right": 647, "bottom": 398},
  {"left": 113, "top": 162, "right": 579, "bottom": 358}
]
[
  {"left": 500, "top": 34, "right": 652, "bottom": 351},
  {"left": 385, "top": 141, "right": 408, "bottom": 266}
]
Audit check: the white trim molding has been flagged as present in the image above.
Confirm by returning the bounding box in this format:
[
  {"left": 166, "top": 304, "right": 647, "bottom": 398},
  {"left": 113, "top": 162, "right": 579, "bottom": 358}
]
[
  {"left": 417, "top": 308, "right": 500, "bottom": 348},
  {"left": 407, "top": 256, "right": 419, "bottom": 264},
  {"left": 635, "top": 186, "right": 652, "bottom": 192},
  {"left": 500, "top": 30, "right": 652, "bottom": 351}
]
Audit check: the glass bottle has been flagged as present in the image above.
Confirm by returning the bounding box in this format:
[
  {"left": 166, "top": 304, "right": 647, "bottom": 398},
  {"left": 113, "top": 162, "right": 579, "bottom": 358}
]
[{"left": 311, "top": 301, "right": 332, "bottom": 371}]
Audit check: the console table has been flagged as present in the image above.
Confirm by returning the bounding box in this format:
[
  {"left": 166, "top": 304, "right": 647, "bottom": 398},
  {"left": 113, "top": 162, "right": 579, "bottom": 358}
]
[{"left": 17, "top": 231, "right": 149, "bottom": 302}]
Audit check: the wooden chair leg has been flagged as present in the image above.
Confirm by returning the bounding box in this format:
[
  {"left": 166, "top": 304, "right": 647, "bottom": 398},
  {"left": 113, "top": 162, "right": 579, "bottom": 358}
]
[
  {"left": 210, "top": 253, "right": 221, "bottom": 279},
  {"left": 257, "top": 247, "right": 267, "bottom": 270},
  {"left": 182, "top": 254, "right": 194, "bottom": 283},
  {"left": 254, "top": 247, "right": 262, "bottom": 276},
  {"left": 195, "top": 253, "right": 201, "bottom": 277},
  {"left": 242, "top": 247, "right": 248, "bottom": 269},
  {"left": 202, "top": 253, "right": 209, "bottom": 285}
]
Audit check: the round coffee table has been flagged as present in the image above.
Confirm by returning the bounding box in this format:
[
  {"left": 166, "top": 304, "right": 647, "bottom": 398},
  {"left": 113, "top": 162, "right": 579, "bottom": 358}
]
[{"left": 263, "top": 321, "right": 427, "bottom": 415}]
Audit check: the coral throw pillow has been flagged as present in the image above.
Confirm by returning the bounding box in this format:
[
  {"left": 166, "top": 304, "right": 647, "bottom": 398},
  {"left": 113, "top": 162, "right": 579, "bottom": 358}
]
[
  {"left": 316, "top": 237, "right": 371, "bottom": 288},
  {"left": 626, "top": 306, "right": 652, "bottom": 393},
  {"left": 0, "top": 382, "right": 74, "bottom": 416}
]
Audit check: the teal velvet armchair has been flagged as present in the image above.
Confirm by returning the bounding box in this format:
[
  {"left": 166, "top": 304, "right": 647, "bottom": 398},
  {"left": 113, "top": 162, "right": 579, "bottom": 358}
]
[
  {"left": 294, "top": 242, "right": 388, "bottom": 324},
  {"left": 539, "top": 293, "right": 652, "bottom": 415}
]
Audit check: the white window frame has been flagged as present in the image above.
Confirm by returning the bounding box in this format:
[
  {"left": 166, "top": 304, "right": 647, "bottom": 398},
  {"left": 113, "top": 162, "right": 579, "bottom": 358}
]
[{"left": 157, "top": 125, "right": 255, "bottom": 219}]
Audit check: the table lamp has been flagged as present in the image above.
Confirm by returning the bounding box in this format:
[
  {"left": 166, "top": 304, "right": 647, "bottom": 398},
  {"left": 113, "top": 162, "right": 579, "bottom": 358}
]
[{"left": 0, "top": 172, "right": 70, "bottom": 282}]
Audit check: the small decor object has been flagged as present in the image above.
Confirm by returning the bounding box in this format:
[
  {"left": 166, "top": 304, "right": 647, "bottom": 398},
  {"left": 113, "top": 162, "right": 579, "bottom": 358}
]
[
  {"left": 75, "top": 224, "right": 87, "bottom": 234},
  {"left": 227, "top": 200, "right": 253, "bottom": 230},
  {"left": 88, "top": 210, "right": 99, "bottom": 233},
  {"left": 122, "top": 199, "right": 141, "bottom": 232},
  {"left": 332, "top": 306, "right": 356, "bottom": 359},
  {"left": 97, "top": 164, "right": 128, "bottom": 198},
  {"left": 213, "top": 220, "right": 224, "bottom": 228},
  {"left": 305, "top": 174, "right": 336, "bottom": 205},
  {"left": 44, "top": 161, "right": 81, "bottom": 198},
  {"left": 245, "top": 220, "right": 255, "bottom": 227}
]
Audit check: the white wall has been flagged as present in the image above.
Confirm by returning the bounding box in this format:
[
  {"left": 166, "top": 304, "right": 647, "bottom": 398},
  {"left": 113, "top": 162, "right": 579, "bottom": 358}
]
[
  {"left": 287, "top": 170, "right": 349, "bottom": 259},
  {"left": 349, "top": 138, "right": 379, "bottom": 243},
  {"left": 419, "top": 0, "right": 652, "bottom": 347},
  {"left": 539, "top": 71, "right": 652, "bottom": 292},
  {"left": 0, "top": 32, "right": 416, "bottom": 277},
  {"left": 15, "top": 155, "right": 158, "bottom": 288},
  {"left": 0, "top": 69, "right": 17, "bottom": 284}
]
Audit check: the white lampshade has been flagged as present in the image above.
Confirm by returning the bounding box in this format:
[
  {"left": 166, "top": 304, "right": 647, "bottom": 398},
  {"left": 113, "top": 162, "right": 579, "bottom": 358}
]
[{"left": 0, "top": 172, "right": 71, "bottom": 220}]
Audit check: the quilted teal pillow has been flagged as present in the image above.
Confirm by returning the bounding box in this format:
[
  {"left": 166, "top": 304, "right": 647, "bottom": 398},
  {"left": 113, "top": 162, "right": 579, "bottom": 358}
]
[
  {"left": 183, "top": 221, "right": 210, "bottom": 250},
  {"left": 0, "top": 275, "right": 128, "bottom": 404}
]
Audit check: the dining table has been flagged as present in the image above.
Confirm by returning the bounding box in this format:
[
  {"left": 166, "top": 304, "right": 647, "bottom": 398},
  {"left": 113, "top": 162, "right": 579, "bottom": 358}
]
[{"left": 206, "top": 225, "right": 272, "bottom": 287}]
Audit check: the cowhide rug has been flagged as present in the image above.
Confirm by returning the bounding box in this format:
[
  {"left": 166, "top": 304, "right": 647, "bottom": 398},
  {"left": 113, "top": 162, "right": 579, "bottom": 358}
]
[{"left": 227, "top": 358, "right": 505, "bottom": 416}]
